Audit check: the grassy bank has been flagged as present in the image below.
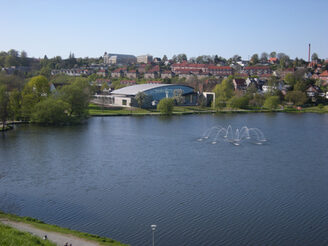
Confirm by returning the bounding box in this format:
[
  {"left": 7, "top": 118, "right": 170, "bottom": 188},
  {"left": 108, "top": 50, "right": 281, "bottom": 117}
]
[
  {"left": 89, "top": 104, "right": 328, "bottom": 116},
  {"left": 0, "top": 211, "right": 127, "bottom": 246},
  {"left": 0, "top": 223, "right": 56, "bottom": 246}
]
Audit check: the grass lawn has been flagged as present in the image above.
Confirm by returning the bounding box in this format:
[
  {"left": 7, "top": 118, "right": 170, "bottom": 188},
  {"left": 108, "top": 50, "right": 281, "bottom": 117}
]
[
  {"left": 0, "top": 211, "right": 127, "bottom": 246},
  {"left": 0, "top": 223, "right": 56, "bottom": 246},
  {"left": 89, "top": 103, "right": 215, "bottom": 116}
]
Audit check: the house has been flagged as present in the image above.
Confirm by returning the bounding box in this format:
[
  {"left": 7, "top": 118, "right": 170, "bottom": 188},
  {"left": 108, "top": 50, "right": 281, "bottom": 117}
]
[
  {"left": 120, "top": 80, "right": 136, "bottom": 86},
  {"left": 161, "top": 70, "right": 174, "bottom": 79},
  {"left": 126, "top": 70, "right": 139, "bottom": 79},
  {"left": 171, "top": 62, "right": 208, "bottom": 73},
  {"left": 233, "top": 78, "right": 247, "bottom": 91},
  {"left": 96, "top": 69, "right": 108, "bottom": 77},
  {"left": 111, "top": 68, "right": 126, "bottom": 78},
  {"left": 144, "top": 66, "right": 160, "bottom": 79},
  {"left": 306, "top": 85, "right": 322, "bottom": 97},
  {"left": 208, "top": 66, "right": 233, "bottom": 76},
  {"left": 319, "top": 70, "right": 328, "bottom": 85},
  {"left": 243, "top": 66, "right": 272, "bottom": 76},
  {"left": 269, "top": 57, "right": 278, "bottom": 64}
]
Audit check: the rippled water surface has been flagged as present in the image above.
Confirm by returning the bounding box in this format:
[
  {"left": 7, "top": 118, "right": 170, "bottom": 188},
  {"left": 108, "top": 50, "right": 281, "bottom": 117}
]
[{"left": 1, "top": 113, "right": 328, "bottom": 245}]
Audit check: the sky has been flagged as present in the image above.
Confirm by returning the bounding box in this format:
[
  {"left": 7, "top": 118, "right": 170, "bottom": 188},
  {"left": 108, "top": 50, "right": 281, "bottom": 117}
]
[{"left": 1, "top": 0, "right": 327, "bottom": 60}]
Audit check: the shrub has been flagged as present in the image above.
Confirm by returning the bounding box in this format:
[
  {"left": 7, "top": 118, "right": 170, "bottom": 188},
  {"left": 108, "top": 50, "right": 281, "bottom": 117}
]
[
  {"left": 157, "top": 98, "right": 174, "bottom": 115},
  {"left": 263, "top": 96, "right": 280, "bottom": 109}
]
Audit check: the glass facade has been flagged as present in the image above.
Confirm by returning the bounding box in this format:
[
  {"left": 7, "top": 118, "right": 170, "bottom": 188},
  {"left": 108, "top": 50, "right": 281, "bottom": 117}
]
[{"left": 144, "top": 85, "right": 194, "bottom": 101}]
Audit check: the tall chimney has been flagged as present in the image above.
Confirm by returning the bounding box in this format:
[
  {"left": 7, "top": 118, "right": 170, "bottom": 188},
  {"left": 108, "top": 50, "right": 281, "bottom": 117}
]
[{"left": 308, "top": 43, "right": 311, "bottom": 62}]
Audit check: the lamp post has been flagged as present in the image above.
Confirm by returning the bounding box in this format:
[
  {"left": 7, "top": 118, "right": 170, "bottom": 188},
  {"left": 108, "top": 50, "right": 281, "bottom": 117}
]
[{"left": 151, "top": 224, "right": 157, "bottom": 246}]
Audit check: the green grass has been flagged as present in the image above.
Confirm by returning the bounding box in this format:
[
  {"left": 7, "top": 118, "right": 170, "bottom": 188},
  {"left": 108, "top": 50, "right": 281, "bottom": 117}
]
[
  {"left": 0, "top": 211, "right": 128, "bottom": 246},
  {"left": 0, "top": 223, "right": 56, "bottom": 246},
  {"left": 89, "top": 104, "right": 152, "bottom": 115},
  {"left": 89, "top": 103, "right": 215, "bottom": 116}
]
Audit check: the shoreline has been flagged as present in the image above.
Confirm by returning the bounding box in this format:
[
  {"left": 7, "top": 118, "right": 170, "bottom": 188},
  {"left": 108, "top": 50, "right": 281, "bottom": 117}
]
[{"left": 0, "top": 211, "right": 127, "bottom": 246}]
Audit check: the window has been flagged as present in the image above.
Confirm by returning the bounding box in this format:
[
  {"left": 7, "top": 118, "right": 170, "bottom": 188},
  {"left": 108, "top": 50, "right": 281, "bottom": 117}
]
[{"left": 122, "top": 99, "right": 127, "bottom": 106}]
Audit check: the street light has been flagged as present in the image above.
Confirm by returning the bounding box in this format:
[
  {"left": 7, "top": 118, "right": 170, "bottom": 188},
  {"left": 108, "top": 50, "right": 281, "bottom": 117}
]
[{"left": 151, "top": 224, "right": 157, "bottom": 246}]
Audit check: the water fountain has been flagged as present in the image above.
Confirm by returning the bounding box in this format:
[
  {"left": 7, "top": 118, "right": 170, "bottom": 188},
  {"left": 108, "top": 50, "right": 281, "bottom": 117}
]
[{"left": 197, "top": 125, "right": 266, "bottom": 146}]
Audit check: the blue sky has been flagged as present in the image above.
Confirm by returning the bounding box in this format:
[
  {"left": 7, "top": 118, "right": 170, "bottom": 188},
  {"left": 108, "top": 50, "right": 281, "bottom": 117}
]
[{"left": 1, "top": 0, "right": 327, "bottom": 60}]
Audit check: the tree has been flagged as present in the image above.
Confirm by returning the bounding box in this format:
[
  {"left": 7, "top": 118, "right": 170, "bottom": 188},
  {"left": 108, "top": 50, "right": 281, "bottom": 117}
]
[
  {"left": 294, "top": 81, "right": 307, "bottom": 92},
  {"left": 59, "top": 78, "right": 91, "bottom": 118},
  {"left": 311, "top": 53, "right": 319, "bottom": 61},
  {"left": 285, "top": 91, "right": 307, "bottom": 106},
  {"left": 9, "top": 89, "right": 21, "bottom": 120},
  {"left": 31, "top": 97, "right": 70, "bottom": 125},
  {"left": 227, "top": 96, "right": 249, "bottom": 109},
  {"left": 157, "top": 98, "right": 174, "bottom": 115},
  {"left": 135, "top": 92, "right": 147, "bottom": 108},
  {"left": 0, "top": 85, "right": 10, "bottom": 130},
  {"left": 270, "top": 51, "right": 276, "bottom": 58},
  {"left": 260, "top": 52, "right": 268, "bottom": 62},
  {"left": 213, "top": 76, "right": 234, "bottom": 108},
  {"left": 250, "top": 54, "right": 259, "bottom": 65},
  {"left": 23, "top": 75, "right": 50, "bottom": 101},
  {"left": 263, "top": 96, "right": 280, "bottom": 109},
  {"left": 177, "top": 54, "right": 187, "bottom": 63},
  {"left": 249, "top": 94, "right": 265, "bottom": 108}
]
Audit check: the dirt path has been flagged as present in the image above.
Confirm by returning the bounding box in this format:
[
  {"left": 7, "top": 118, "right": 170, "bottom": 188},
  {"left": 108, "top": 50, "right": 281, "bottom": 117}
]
[{"left": 0, "top": 218, "right": 100, "bottom": 246}]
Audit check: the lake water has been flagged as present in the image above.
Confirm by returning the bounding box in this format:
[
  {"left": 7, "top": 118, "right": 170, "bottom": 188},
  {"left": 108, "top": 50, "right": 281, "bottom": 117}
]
[{"left": 1, "top": 113, "right": 328, "bottom": 246}]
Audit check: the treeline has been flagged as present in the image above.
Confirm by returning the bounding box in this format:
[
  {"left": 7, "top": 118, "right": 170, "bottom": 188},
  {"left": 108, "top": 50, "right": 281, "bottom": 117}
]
[
  {"left": 0, "top": 75, "right": 92, "bottom": 129},
  {"left": 213, "top": 74, "right": 324, "bottom": 110}
]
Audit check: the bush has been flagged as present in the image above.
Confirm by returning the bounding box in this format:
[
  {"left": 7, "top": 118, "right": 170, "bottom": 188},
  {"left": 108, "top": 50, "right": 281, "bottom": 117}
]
[
  {"left": 227, "top": 96, "right": 249, "bottom": 109},
  {"left": 263, "top": 96, "right": 280, "bottom": 109},
  {"left": 157, "top": 98, "right": 174, "bottom": 115},
  {"left": 31, "top": 97, "right": 70, "bottom": 125}
]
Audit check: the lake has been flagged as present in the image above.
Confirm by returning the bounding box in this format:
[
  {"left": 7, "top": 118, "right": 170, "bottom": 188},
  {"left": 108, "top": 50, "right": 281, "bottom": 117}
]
[{"left": 1, "top": 113, "right": 328, "bottom": 246}]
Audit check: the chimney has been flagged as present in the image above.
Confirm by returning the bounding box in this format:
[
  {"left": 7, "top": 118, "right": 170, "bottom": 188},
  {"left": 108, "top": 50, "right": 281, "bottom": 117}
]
[{"left": 308, "top": 43, "right": 311, "bottom": 62}]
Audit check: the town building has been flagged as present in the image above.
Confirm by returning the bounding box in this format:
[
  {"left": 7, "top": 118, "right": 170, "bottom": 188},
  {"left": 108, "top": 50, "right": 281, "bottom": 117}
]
[
  {"left": 103, "top": 52, "right": 137, "bottom": 65},
  {"left": 137, "top": 55, "right": 153, "bottom": 64},
  {"left": 242, "top": 66, "right": 272, "bottom": 76},
  {"left": 233, "top": 78, "right": 247, "bottom": 91},
  {"left": 92, "top": 84, "right": 197, "bottom": 108}
]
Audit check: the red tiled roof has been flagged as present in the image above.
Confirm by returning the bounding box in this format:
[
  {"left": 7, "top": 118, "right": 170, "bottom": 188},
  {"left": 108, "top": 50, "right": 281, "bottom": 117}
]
[
  {"left": 208, "top": 66, "right": 231, "bottom": 70},
  {"left": 319, "top": 70, "right": 328, "bottom": 77},
  {"left": 127, "top": 70, "right": 137, "bottom": 73},
  {"left": 244, "top": 66, "right": 270, "bottom": 70},
  {"left": 172, "top": 63, "right": 207, "bottom": 68}
]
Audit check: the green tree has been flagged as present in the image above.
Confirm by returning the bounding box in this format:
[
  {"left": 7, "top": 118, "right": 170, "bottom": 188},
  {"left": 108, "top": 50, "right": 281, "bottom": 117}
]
[
  {"left": 250, "top": 54, "right": 259, "bottom": 65},
  {"left": 270, "top": 51, "right": 277, "bottom": 58},
  {"left": 21, "top": 93, "right": 38, "bottom": 119},
  {"left": 157, "top": 98, "right": 174, "bottom": 115},
  {"left": 23, "top": 75, "right": 50, "bottom": 101},
  {"left": 285, "top": 91, "right": 307, "bottom": 106},
  {"left": 263, "top": 96, "right": 280, "bottom": 109},
  {"left": 213, "top": 76, "right": 234, "bottom": 108},
  {"left": 0, "top": 85, "right": 10, "bottom": 130},
  {"left": 9, "top": 89, "right": 22, "bottom": 120},
  {"left": 294, "top": 81, "right": 307, "bottom": 92},
  {"left": 31, "top": 97, "right": 70, "bottom": 125},
  {"left": 135, "top": 92, "right": 147, "bottom": 108},
  {"left": 311, "top": 53, "right": 319, "bottom": 61},
  {"left": 227, "top": 96, "right": 249, "bottom": 109},
  {"left": 59, "top": 79, "right": 91, "bottom": 118},
  {"left": 249, "top": 94, "right": 265, "bottom": 108}
]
